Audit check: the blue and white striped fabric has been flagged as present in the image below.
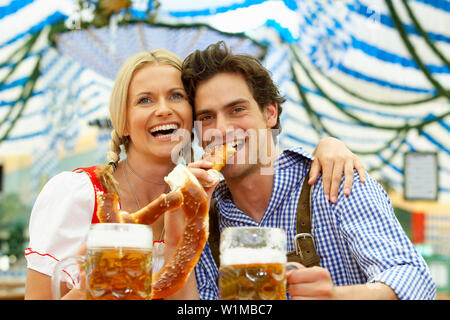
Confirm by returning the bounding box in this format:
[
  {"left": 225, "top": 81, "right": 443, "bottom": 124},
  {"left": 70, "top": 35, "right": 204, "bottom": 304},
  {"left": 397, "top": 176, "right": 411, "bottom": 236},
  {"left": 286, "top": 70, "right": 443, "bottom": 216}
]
[
  {"left": 194, "top": 146, "right": 436, "bottom": 300},
  {"left": 1, "top": 0, "right": 449, "bottom": 202}
]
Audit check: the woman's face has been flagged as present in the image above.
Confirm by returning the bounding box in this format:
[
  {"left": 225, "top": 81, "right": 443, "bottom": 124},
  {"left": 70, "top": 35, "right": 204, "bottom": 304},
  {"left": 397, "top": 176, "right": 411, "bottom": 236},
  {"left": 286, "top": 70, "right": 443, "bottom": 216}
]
[{"left": 125, "top": 63, "right": 193, "bottom": 161}]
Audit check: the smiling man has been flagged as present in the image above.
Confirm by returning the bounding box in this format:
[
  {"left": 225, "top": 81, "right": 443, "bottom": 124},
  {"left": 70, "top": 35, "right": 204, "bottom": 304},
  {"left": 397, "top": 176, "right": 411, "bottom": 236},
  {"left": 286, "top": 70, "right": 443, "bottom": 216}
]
[
  {"left": 181, "top": 41, "right": 435, "bottom": 300},
  {"left": 193, "top": 71, "right": 280, "bottom": 220}
]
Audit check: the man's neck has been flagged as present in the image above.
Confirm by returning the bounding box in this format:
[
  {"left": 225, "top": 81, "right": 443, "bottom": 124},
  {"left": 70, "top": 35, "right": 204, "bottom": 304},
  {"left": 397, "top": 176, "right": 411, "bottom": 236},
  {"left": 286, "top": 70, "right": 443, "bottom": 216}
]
[{"left": 225, "top": 164, "right": 275, "bottom": 223}]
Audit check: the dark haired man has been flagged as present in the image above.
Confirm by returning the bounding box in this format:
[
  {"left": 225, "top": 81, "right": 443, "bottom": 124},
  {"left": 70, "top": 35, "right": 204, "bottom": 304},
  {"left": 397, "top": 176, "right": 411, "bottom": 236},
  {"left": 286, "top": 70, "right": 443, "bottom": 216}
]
[{"left": 183, "top": 41, "right": 435, "bottom": 300}]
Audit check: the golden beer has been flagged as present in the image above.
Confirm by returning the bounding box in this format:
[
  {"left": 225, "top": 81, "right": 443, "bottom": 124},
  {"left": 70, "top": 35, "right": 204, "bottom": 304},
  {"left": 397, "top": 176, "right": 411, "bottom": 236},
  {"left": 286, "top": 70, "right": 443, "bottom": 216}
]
[
  {"left": 52, "top": 223, "right": 153, "bottom": 300},
  {"left": 219, "top": 262, "right": 286, "bottom": 300},
  {"left": 219, "top": 227, "right": 287, "bottom": 300},
  {"left": 86, "top": 247, "right": 152, "bottom": 300}
]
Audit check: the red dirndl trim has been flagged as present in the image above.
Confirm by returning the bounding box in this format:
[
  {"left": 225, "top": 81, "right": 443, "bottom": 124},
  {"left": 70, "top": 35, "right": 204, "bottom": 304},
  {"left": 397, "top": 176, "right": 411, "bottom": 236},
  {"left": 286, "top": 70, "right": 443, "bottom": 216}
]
[
  {"left": 24, "top": 248, "right": 77, "bottom": 286},
  {"left": 73, "top": 165, "right": 105, "bottom": 224}
]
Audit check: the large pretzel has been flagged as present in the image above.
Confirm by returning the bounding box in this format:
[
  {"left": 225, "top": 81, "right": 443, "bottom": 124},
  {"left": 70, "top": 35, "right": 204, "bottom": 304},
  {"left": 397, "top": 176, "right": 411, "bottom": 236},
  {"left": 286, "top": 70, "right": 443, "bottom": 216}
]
[
  {"left": 96, "top": 191, "right": 184, "bottom": 225},
  {"left": 95, "top": 145, "right": 235, "bottom": 299},
  {"left": 95, "top": 168, "right": 207, "bottom": 299}
]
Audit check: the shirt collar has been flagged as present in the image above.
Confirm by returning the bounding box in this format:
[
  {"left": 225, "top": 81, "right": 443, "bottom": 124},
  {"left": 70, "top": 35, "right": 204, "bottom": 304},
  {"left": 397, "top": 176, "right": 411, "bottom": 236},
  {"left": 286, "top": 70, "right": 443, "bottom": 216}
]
[
  {"left": 214, "top": 146, "right": 314, "bottom": 203},
  {"left": 274, "top": 146, "right": 314, "bottom": 171}
]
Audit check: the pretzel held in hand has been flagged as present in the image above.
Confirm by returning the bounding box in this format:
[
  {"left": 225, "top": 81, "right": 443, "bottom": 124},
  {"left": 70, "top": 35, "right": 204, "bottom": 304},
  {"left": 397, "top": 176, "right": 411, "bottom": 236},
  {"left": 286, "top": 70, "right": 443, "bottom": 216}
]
[
  {"left": 94, "top": 145, "right": 235, "bottom": 299},
  {"left": 201, "top": 144, "right": 236, "bottom": 187},
  {"left": 95, "top": 166, "right": 208, "bottom": 300},
  {"left": 96, "top": 191, "right": 184, "bottom": 225}
]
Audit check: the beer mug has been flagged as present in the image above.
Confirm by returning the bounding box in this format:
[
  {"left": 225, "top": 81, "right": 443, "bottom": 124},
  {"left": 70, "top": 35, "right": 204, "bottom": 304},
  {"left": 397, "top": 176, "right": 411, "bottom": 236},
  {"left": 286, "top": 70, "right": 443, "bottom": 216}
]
[
  {"left": 218, "top": 227, "right": 287, "bottom": 300},
  {"left": 52, "top": 223, "right": 153, "bottom": 300}
]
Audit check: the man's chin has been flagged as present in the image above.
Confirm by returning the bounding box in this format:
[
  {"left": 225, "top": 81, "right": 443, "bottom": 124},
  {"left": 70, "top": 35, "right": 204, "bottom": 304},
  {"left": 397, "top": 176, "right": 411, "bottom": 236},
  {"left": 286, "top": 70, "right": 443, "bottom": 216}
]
[{"left": 221, "top": 162, "right": 260, "bottom": 180}]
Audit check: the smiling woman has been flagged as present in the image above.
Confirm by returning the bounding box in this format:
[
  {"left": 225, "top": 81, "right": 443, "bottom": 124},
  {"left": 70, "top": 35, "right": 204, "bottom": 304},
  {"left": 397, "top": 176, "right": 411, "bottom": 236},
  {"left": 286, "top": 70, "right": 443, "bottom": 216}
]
[{"left": 24, "top": 49, "right": 204, "bottom": 300}]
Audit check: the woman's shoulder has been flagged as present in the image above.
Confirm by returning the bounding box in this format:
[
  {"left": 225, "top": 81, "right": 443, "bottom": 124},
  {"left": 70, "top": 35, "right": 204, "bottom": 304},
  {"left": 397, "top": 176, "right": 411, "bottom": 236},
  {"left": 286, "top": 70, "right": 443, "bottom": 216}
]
[{"left": 41, "top": 170, "right": 93, "bottom": 193}]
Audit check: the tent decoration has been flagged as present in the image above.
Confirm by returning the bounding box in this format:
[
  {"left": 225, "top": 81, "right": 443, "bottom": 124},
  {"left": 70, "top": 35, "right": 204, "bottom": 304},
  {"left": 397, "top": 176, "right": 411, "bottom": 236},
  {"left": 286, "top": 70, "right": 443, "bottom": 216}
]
[{"left": 0, "top": 0, "right": 449, "bottom": 202}]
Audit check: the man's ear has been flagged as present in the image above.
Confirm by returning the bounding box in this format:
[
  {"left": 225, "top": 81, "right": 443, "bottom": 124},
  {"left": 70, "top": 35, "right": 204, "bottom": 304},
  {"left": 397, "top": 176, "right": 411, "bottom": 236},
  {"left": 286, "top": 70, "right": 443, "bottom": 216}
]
[{"left": 264, "top": 102, "right": 278, "bottom": 129}]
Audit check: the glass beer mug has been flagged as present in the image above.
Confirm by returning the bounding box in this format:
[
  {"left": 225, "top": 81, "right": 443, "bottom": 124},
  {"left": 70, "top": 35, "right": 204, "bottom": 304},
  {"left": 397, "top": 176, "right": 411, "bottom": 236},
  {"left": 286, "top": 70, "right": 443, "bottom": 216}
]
[
  {"left": 52, "top": 223, "right": 153, "bottom": 300},
  {"left": 218, "top": 227, "right": 287, "bottom": 300}
]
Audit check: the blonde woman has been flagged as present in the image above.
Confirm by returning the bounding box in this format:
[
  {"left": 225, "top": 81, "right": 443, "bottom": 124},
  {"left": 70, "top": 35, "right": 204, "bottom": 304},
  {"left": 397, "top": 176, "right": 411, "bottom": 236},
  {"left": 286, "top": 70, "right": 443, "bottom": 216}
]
[{"left": 24, "top": 49, "right": 364, "bottom": 299}]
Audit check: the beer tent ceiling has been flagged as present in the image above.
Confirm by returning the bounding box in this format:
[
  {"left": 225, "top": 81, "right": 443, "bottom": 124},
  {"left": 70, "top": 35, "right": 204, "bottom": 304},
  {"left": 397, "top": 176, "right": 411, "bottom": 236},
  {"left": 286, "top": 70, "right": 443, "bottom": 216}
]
[{"left": 0, "top": 0, "right": 449, "bottom": 200}]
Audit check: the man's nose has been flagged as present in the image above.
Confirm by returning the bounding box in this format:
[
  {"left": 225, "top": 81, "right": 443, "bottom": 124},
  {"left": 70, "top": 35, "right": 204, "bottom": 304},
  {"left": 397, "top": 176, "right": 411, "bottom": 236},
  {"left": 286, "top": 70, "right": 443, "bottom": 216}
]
[{"left": 215, "top": 114, "right": 234, "bottom": 138}]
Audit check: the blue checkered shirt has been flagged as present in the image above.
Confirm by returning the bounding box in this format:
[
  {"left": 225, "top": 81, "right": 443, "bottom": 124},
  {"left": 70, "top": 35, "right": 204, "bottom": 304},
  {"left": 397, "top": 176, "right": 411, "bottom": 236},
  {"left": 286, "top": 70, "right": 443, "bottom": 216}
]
[{"left": 194, "top": 146, "right": 436, "bottom": 300}]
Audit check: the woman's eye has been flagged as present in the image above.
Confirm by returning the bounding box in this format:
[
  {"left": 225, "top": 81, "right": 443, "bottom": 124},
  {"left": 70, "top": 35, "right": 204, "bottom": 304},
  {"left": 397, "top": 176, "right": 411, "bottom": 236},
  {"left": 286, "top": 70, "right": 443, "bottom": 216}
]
[
  {"left": 170, "top": 92, "right": 185, "bottom": 100},
  {"left": 138, "top": 97, "right": 152, "bottom": 104}
]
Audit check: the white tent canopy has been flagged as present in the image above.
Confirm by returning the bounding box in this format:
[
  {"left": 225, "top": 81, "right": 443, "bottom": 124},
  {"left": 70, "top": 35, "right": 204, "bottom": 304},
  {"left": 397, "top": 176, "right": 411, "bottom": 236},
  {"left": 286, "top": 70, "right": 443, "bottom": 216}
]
[{"left": 0, "top": 0, "right": 449, "bottom": 201}]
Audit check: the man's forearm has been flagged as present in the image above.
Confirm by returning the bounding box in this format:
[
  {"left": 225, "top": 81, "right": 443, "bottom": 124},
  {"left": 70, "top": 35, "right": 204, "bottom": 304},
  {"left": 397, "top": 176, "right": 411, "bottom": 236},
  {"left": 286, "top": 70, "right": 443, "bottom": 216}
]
[{"left": 333, "top": 282, "right": 398, "bottom": 300}]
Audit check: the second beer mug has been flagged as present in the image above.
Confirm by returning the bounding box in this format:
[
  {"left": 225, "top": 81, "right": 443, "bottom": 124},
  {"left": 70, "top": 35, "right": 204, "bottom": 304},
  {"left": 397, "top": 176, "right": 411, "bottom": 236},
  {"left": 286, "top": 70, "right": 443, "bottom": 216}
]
[
  {"left": 52, "top": 223, "right": 153, "bottom": 300},
  {"left": 218, "top": 227, "right": 287, "bottom": 300}
]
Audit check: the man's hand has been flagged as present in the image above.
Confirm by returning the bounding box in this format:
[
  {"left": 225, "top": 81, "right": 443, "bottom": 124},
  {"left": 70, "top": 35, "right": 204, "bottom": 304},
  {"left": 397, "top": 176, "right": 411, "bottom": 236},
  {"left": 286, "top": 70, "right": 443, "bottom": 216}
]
[
  {"left": 286, "top": 262, "right": 398, "bottom": 300},
  {"left": 286, "top": 262, "right": 334, "bottom": 300}
]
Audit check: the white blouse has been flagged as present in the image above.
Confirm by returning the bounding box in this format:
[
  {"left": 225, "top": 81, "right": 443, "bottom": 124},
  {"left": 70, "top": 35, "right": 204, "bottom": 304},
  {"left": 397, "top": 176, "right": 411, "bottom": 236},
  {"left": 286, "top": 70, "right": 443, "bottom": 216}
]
[
  {"left": 25, "top": 171, "right": 165, "bottom": 278},
  {"left": 25, "top": 171, "right": 94, "bottom": 277}
]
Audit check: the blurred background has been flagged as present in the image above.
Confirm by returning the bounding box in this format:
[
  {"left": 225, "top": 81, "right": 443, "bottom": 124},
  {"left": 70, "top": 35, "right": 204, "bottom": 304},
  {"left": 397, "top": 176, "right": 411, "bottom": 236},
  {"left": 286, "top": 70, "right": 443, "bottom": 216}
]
[{"left": 0, "top": 0, "right": 448, "bottom": 299}]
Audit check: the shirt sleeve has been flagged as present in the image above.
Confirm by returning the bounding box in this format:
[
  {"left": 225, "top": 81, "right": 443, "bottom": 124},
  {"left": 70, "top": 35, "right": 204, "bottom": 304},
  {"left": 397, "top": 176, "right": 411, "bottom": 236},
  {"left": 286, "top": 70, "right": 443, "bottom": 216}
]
[
  {"left": 195, "top": 242, "right": 219, "bottom": 300},
  {"left": 25, "top": 171, "right": 95, "bottom": 277},
  {"left": 335, "top": 174, "right": 436, "bottom": 300}
]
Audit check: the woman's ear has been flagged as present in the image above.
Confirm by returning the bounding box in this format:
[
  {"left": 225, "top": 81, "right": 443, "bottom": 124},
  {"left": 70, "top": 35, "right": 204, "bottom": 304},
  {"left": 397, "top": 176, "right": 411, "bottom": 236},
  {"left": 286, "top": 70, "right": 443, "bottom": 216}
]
[
  {"left": 123, "top": 121, "right": 130, "bottom": 137},
  {"left": 264, "top": 102, "right": 278, "bottom": 129}
]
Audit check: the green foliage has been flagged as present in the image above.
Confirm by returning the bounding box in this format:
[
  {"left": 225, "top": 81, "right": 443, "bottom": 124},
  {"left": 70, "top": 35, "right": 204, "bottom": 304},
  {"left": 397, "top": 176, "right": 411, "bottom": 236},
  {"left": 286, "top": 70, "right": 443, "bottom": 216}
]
[{"left": 0, "top": 193, "right": 31, "bottom": 257}]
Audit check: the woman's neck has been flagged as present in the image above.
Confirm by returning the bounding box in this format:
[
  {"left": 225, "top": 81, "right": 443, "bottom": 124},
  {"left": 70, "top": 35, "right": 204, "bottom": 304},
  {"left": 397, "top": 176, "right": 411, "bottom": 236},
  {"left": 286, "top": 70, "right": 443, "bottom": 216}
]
[
  {"left": 126, "top": 150, "right": 176, "bottom": 182},
  {"left": 113, "top": 151, "right": 174, "bottom": 209}
]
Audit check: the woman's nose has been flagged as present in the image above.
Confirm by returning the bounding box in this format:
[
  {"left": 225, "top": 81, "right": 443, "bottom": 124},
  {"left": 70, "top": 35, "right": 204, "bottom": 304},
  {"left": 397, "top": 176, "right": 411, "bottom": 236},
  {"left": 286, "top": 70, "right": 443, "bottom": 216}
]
[{"left": 154, "top": 99, "right": 173, "bottom": 116}]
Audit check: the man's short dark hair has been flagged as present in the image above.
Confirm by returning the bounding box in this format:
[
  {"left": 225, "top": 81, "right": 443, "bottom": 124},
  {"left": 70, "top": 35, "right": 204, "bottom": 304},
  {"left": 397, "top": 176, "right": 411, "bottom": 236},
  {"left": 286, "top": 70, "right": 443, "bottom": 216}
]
[{"left": 182, "top": 41, "right": 285, "bottom": 135}]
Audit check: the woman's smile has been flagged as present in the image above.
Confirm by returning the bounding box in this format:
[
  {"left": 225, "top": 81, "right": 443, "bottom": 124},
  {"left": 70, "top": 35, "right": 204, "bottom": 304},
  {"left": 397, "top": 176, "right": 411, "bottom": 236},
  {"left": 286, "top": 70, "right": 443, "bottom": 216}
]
[{"left": 149, "top": 122, "right": 181, "bottom": 141}]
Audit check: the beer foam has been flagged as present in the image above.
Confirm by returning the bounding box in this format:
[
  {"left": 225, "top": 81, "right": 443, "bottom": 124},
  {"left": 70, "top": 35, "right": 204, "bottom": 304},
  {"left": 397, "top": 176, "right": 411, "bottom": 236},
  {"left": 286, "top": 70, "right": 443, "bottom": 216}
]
[
  {"left": 87, "top": 224, "right": 153, "bottom": 250},
  {"left": 220, "top": 247, "right": 286, "bottom": 266}
]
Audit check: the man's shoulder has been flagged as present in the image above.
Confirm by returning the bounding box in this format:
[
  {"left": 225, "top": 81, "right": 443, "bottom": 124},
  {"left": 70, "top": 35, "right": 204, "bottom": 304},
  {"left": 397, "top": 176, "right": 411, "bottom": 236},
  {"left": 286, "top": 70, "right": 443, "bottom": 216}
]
[
  {"left": 276, "top": 146, "right": 314, "bottom": 170},
  {"left": 282, "top": 145, "right": 314, "bottom": 160}
]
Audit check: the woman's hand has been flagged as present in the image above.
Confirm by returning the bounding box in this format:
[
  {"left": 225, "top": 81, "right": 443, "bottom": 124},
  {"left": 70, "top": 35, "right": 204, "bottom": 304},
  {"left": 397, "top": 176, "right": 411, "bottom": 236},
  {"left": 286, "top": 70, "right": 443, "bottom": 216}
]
[
  {"left": 61, "top": 243, "right": 87, "bottom": 300},
  {"left": 309, "top": 137, "right": 365, "bottom": 203}
]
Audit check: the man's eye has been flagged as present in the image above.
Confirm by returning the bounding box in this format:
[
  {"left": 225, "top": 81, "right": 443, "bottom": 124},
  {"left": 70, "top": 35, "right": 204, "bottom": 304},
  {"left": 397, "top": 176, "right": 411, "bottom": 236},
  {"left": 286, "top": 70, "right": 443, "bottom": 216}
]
[
  {"left": 232, "top": 106, "right": 244, "bottom": 113},
  {"left": 198, "top": 115, "right": 213, "bottom": 122}
]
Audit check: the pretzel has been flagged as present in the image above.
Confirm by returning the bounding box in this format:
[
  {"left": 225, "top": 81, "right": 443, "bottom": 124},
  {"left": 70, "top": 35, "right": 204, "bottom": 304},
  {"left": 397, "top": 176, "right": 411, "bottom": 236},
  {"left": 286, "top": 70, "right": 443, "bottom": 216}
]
[
  {"left": 96, "top": 191, "right": 184, "bottom": 225},
  {"left": 150, "top": 164, "right": 209, "bottom": 299},
  {"left": 95, "top": 146, "right": 235, "bottom": 299},
  {"left": 203, "top": 144, "right": 237, "bottom": 171},
  {"left": 94, "top": 166, "right": 207, "bottom": 299},
  {"left": 201, "top": 144, "right": 236, "bottom": 187}
]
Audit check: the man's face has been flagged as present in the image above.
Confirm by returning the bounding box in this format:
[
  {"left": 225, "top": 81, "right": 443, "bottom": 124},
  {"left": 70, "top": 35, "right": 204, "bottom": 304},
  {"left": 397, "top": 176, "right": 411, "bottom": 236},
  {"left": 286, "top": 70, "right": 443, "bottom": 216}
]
[{"left": 194, "top": 72, "right": 278, "bottom": 179}]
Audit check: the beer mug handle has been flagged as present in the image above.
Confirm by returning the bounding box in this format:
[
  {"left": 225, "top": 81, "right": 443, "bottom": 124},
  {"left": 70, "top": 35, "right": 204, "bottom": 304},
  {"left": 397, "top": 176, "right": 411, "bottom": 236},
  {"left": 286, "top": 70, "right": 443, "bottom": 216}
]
[{"left": 51, "top": 256, "right": 85, "bottom": 300}]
